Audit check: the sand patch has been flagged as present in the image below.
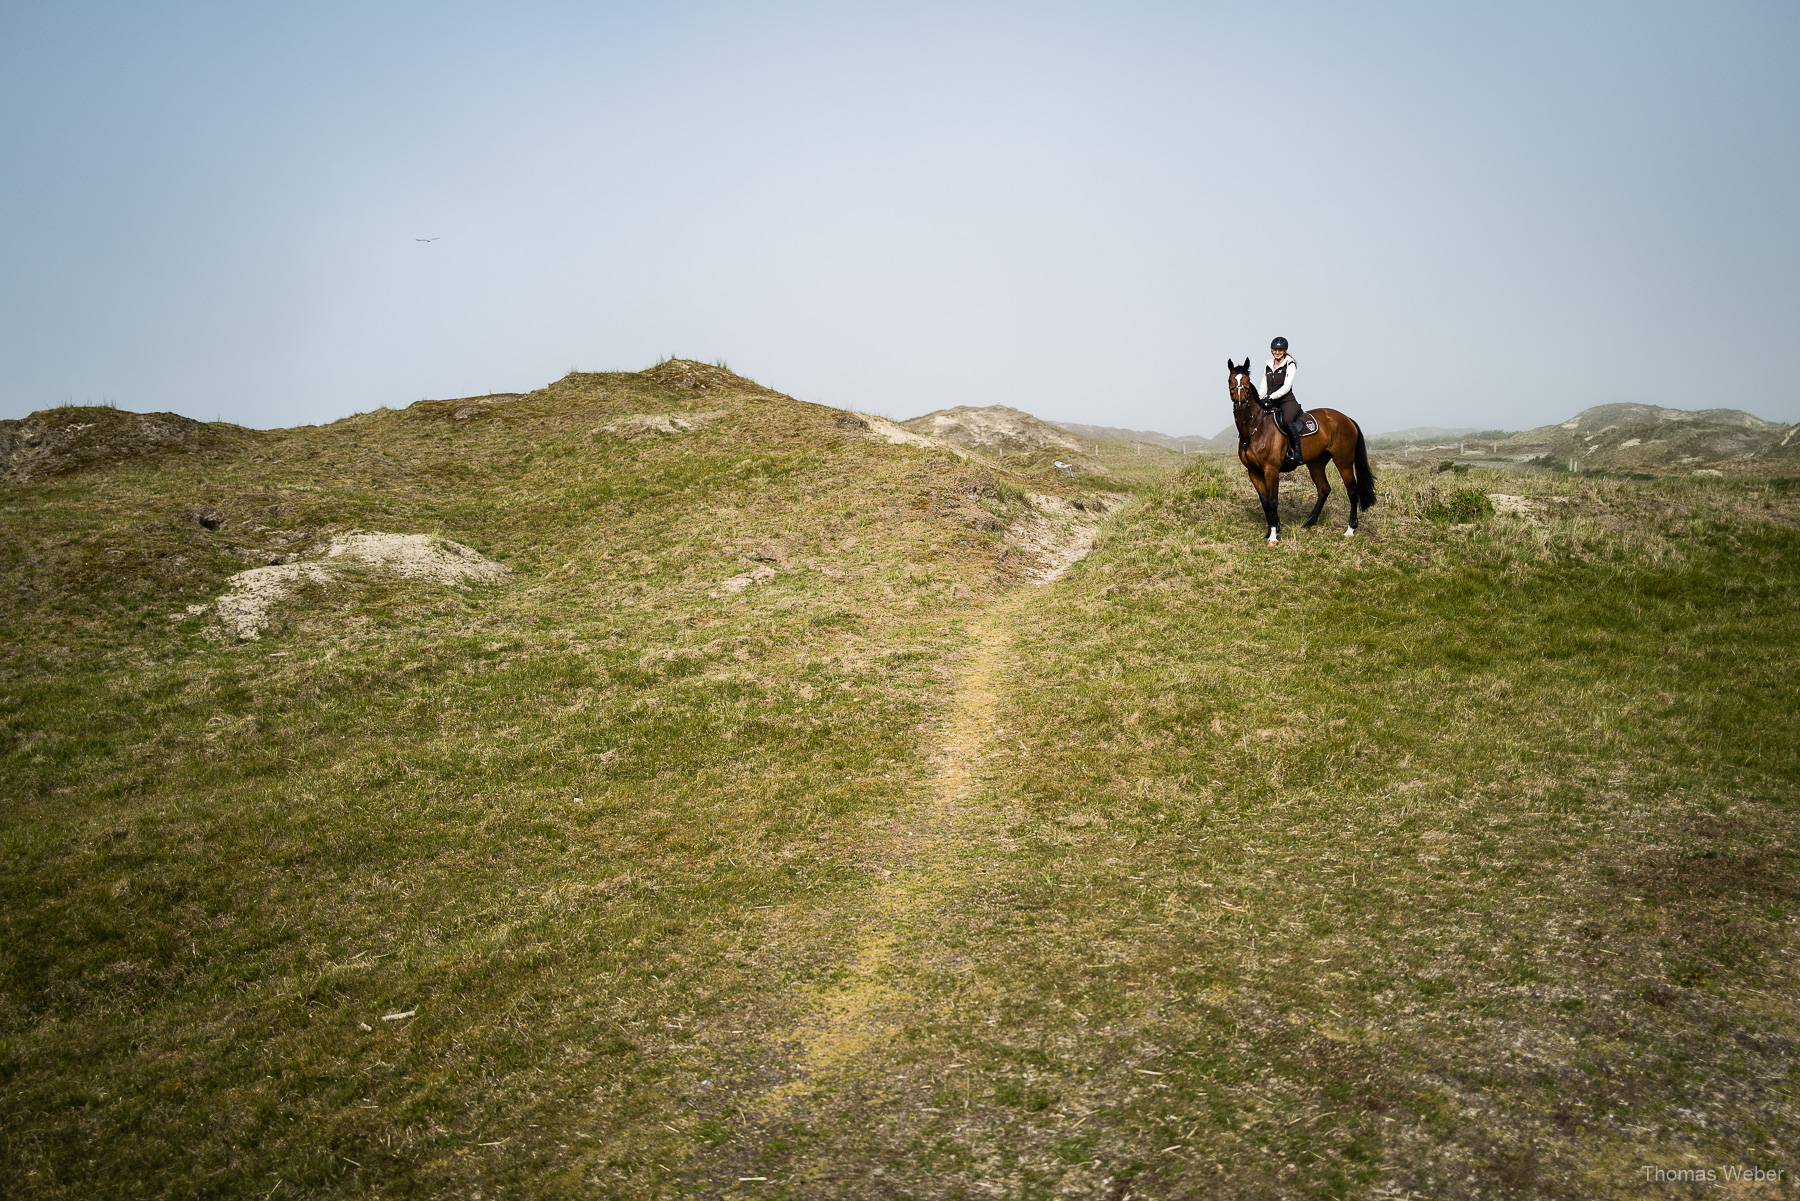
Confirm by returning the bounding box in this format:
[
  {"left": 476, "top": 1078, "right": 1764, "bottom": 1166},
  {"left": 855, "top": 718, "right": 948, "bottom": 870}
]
[
  {"left": 211, "top": 563, "right": 334, "bottom": 640},
  {"left": 199, "top": 532, "right": 509, "bottom": 639},
  {"left": 1011, "top": 492, "right": 1110, "bottom": 582},
  {"left": 323, "top": 533, "right": 510, "bottom": 584}
]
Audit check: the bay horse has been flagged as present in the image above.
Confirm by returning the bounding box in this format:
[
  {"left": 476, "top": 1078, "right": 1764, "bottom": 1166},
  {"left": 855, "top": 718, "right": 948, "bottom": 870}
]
[{"left": 1228, "top": 359, "right": 1377, "bottom": 544}]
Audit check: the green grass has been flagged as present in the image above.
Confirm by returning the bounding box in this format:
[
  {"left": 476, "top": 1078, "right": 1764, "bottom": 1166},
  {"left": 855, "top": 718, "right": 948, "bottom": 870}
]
[{"left": 3, "top": 380, "right": 1798, "bottom": 1198}]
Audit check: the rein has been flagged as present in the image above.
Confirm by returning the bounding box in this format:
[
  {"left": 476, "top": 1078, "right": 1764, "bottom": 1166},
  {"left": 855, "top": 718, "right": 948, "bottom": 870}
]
[{"left": 1229, "top": 372, "right": 1272, "bottom": 448}]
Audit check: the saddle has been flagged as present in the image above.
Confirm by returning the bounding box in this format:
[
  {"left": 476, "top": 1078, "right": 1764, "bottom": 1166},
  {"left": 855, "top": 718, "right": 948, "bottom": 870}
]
[
  {"left": 1260, "top": 401, "right": 1317, "bottom": 437},
  {"left": 1270, "top": 408, "right": 1317, "bottom": 473}
]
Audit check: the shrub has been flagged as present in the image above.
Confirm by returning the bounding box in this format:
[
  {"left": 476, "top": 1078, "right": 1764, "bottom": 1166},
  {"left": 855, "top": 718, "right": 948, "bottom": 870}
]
[{"left": 1421, "top": 486, "right": 1495, "bottom": 523}]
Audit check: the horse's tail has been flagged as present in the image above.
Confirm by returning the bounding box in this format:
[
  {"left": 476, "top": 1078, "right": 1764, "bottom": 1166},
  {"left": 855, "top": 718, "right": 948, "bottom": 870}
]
[{"left": 1353, "top": 423, "right": 1378, "bottom": 508}]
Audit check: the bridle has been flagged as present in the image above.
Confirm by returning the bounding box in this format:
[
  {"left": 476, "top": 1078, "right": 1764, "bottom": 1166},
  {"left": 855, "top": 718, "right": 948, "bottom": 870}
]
[{"left": 1229, "top": 368, "right": 1271, "bottom": 443}]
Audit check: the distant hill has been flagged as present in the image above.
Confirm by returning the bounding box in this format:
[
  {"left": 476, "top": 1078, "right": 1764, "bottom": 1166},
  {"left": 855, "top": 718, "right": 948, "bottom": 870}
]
[
  {"left": 1496, "top": 403, "right": 1799, "bottom": 471},
  {"left": 1057, "top": 423, "right": 1233, "bottom": 454},
  {"left": 899, "top": 405, "right": 1112, "bottom": 474},
  {"left": 1365, "top": 427, "right": 1517, "bottom": 452},
  {"left": 1368, "top": 426, "right": 1483, "bottom": 443}
]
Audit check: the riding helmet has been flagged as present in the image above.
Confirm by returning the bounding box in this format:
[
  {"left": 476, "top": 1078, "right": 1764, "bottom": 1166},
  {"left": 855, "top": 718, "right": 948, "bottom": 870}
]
[{"left": 1270, "top": 336, "right": 1288, "bottom": 351}]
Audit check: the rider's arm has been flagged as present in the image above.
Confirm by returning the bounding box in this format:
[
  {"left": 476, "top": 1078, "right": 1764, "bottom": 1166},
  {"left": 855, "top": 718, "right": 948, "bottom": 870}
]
[{"left": 1265, "top": 359, "right": 1295, "bottom": 401}]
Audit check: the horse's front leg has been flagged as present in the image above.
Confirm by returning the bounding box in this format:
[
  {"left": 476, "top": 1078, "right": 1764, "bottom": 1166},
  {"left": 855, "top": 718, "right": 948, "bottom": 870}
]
[
  {"left": 1259, "top": 467, "right": 1283, "bottom": 544},
  {"left": 1301, "top": 460, "right": 1331, "bottom": 528}
]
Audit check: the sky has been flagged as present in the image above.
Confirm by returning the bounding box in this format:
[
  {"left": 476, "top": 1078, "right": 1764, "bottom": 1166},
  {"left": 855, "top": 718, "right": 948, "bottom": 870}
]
[{"left": 2, "top": 1, "right": 1796, "bottom": 437}]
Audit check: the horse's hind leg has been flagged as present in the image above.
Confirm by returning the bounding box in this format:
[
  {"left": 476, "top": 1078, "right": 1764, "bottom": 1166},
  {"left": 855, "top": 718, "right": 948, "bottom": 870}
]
[
  {"left": 1301, "top": 460, "right": 1331, "bottom": 528},
  {"left": 1334, "top": 451, "right": 1360, "bottom": 536}
]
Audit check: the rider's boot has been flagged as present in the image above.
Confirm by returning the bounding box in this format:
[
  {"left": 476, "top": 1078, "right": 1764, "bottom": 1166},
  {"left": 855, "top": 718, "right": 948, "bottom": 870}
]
[{"left": 1283, "top": 419, "right": 1305, "bottom": 468}]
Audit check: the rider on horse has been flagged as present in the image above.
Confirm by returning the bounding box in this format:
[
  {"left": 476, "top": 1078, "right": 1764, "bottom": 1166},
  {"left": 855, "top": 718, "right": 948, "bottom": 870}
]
[{"left": 1265, "top": 337, "right": 1304, "bottom": 469}]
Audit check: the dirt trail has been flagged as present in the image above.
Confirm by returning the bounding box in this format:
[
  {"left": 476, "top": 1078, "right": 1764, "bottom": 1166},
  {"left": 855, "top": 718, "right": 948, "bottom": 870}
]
[
  {"left": 752, "top": 610, "right": 1012, "bottom": 1117},
  {"left": 748, "top": 505, "right": 1108, "bottom": 1124}
]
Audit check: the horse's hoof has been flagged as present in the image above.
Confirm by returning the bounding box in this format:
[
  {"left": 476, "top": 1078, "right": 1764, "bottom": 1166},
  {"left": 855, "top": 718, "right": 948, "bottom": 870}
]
[{"left": 1343, "top": 527, "right": 1356, "bottom": 538}]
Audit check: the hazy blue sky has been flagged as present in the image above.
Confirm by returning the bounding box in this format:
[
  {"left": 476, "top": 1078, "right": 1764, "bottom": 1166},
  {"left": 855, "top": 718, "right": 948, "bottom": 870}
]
[{"left": 3, "top": 1, "right": 1795, "bottom": 435}]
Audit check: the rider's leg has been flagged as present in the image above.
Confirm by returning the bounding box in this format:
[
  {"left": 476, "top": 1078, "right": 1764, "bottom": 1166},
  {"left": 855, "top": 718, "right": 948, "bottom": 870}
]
[{"left": 1279, "top": 399, "right": 1304, "bottom": 463}]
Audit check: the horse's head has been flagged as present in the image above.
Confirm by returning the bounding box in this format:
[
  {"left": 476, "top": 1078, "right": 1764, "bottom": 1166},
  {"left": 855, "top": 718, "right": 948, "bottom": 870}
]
[{"left": 1227, "top": 358, "right": 1259, "bottom": 409}]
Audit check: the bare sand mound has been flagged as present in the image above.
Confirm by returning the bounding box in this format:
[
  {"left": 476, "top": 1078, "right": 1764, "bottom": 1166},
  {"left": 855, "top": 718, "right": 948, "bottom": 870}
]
[
  {"left": 202, "top": 533, "right": 510, "bottom": 639},
  {"left": 325, "top": 533, "right": 511, "bottom": 584},
  {"left": 0, "top": 407, "right": 246, "bottom": 483}
]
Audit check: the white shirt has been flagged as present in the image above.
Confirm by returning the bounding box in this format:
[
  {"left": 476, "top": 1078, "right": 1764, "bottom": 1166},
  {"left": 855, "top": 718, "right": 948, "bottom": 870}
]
[{"left": 1264, "top": 355, "right": 1296, "bottom": 401}]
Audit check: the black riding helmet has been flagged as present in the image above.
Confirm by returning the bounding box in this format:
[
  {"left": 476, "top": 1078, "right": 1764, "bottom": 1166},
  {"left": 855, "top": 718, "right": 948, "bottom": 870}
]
[{"left": 1270, "top": 336, "right": 1288, "bottom": 351}]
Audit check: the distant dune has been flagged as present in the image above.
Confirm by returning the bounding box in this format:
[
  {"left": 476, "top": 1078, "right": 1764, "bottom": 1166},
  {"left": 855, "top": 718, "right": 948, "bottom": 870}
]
[
  {"left": 1056, "top": 422, "right": 1233, "bottom": 454},
  {"left": 1496, "top": 403, "right": 1799, "bottom": 472},
  {"left": 898, "top": 405, "right": 1113, "bottom": 474}
]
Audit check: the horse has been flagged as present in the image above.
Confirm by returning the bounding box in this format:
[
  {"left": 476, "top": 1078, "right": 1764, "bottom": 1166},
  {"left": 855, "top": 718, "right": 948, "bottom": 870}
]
[{"left": 1227, "top": 359, "right": 1377, "bottom": 544}]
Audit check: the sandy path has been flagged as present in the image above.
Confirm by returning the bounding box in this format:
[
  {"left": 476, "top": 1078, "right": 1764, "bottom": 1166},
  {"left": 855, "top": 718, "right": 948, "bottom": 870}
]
[
  {"left": 747, "top": 505, "right": 1107, "bottom": 1127},
  {"left": 751, "top": 608, "right": 1013, "bottom": 1117}
]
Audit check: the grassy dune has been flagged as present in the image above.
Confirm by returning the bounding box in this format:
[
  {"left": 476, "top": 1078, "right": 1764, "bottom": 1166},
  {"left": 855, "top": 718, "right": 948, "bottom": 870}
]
[
  {"left": 0, "top": 364, "right": 1075, "bottom": 1197},
  {"left": 2, "top": 372, "right": 1797, "bottom": 1199}
]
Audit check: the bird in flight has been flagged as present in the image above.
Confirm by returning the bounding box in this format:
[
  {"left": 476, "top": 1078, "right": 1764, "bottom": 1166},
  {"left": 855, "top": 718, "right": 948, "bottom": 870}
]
[{"left": 415, "top": 237, "right": 440, "bottom": 242}]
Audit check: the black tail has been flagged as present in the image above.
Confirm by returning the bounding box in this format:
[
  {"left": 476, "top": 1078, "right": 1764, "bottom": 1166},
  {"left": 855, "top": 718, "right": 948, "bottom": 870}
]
[{"left": 1353, "top": 425, "right": 1378, "bottom": 508}]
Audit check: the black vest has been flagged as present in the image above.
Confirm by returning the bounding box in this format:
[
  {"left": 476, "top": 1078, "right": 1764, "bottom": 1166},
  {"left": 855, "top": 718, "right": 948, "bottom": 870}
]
[{"left": 1265, "top": 359, "right": 1295, "bottom": 407}]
